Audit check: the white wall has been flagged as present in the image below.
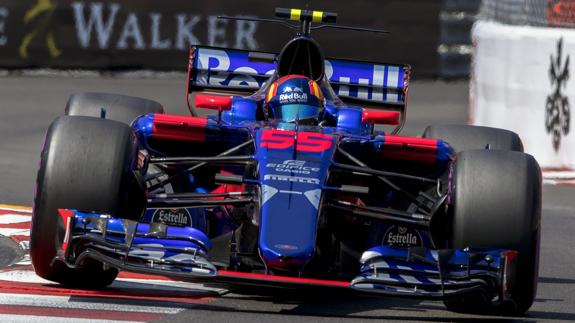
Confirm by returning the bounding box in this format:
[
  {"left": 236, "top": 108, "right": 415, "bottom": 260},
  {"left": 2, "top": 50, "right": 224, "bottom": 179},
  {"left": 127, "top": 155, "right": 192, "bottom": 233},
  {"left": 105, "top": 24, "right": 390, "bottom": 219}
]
[{"left": 471, "top": 20, "right": 575, "bottom": 169}]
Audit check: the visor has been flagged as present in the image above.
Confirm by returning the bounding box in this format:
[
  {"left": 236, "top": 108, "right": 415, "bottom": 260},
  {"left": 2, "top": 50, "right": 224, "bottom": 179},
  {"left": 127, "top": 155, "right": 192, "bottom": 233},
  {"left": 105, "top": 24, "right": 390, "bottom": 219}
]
[{"left": 271, "top": 104, "right": 321, "bottom": 123}]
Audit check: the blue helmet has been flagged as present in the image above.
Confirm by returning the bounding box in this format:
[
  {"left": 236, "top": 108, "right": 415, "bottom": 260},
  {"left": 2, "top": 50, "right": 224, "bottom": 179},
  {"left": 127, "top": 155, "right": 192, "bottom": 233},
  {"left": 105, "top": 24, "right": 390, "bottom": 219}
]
[{"left": 265, "top": 75, "right": 325, "bottom": 123}]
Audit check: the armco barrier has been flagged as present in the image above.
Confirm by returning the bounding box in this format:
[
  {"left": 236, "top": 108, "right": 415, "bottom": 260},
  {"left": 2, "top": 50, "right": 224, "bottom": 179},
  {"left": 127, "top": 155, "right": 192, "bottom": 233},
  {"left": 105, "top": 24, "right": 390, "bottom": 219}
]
[
  {"left": 470, "top": 20, "right": 575, "bottom": 169},
  {"left": 0, "top": 0, "right": 442, "bottom": 76}
]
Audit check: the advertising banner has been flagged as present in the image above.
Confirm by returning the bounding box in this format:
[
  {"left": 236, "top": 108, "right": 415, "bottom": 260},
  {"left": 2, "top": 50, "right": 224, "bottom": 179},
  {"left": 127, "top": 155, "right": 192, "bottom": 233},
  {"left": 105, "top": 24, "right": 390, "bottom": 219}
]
[
  {"left": 0, "top": 0, "right": 441, "bottom": 75},
  {"left": 471, "top": 20, "right": 575, "bottom": 169}
]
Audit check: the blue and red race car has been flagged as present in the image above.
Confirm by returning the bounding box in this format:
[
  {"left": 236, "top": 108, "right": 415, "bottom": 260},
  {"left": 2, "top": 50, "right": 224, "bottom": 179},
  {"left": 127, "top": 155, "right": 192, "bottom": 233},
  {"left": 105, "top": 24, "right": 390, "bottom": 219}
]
[{"left": 30, "top": 8, "right": 542, "bottom": 315}]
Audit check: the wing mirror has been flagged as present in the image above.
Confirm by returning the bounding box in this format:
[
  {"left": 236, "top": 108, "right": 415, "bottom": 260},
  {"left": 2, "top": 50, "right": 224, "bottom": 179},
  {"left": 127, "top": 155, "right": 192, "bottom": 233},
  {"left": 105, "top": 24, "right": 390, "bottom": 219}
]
[
  {"left": 362, "top": 109, "right": 400, "bottom": 126},
  {"left": 195, "top": 94, "right": 233, "bottom": 111}
]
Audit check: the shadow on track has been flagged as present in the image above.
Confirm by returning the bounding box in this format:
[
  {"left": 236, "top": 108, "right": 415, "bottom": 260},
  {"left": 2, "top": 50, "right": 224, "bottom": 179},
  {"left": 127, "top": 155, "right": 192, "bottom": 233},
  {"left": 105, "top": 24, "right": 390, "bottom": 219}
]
[{"left": 163, "top": 286, "right": 548, "bottom": 322}]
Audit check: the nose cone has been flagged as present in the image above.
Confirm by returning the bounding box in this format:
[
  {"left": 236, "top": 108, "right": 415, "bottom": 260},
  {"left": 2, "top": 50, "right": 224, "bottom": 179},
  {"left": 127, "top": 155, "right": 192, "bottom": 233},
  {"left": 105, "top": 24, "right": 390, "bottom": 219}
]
[
  {"left": 254, "top": 127, "right": 336, "bottom": 271},
  {"left": 259, "top": 184, "right": 322, "bottom": 269}
]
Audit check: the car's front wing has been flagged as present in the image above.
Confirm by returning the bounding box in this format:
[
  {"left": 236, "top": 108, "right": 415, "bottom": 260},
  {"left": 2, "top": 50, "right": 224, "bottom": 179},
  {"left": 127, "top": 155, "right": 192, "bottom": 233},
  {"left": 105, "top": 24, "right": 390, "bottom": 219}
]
[{"left": 56, "top": 209, "right": 517, "bottom": 302}]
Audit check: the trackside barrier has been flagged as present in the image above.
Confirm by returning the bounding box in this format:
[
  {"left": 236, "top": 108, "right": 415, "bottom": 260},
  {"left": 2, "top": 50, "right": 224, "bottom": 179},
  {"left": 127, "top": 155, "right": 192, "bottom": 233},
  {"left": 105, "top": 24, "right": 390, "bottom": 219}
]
[
  {"left": 0, "top": 0, "right": 443, "bottom": 76},
  {"left": 470, "top": 20, "right": 575, "bottom": 169}
]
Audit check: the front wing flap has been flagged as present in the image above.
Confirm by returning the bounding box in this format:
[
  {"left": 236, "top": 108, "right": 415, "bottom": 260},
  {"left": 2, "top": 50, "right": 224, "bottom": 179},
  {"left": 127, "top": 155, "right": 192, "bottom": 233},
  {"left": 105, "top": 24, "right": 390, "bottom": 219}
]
[{"left": 352, "top": 246, "right": 518, "bottom": 302}]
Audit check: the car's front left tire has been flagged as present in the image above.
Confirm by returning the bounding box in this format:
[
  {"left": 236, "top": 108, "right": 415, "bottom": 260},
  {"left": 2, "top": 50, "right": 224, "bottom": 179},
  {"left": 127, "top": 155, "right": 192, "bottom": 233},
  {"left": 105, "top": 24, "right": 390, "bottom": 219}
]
[
  {"left": 31, "top": 116, "right": 144, "bottom": 287},
  {"left": 446, "top": 149, "right": 542, "bottom": 314}
]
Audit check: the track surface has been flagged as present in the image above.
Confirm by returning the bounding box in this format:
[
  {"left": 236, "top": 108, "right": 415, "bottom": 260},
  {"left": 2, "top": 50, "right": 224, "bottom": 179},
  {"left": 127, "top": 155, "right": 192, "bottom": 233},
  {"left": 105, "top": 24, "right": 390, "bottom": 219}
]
[{"left": 0, "top": 76, "right": 574, "bottom": 322}]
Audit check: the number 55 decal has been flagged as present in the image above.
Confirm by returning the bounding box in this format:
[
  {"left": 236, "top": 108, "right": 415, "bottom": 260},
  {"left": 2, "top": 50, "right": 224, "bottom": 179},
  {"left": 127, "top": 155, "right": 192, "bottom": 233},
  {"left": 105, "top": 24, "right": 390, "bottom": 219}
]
[{"left": 260, "top": 129, "right": 334, "bottom": 153}]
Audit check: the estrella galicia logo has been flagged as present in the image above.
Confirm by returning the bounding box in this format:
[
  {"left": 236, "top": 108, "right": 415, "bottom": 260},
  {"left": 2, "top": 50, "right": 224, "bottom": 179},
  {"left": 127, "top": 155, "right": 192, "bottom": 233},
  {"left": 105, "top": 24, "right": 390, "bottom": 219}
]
[
  {"left": 545, "top": 38, "right": 570, "bottom": 151},
  {"left": 383, "top": 226, "right": 422, "bottom": 248},
  {"left": 152, "top": 208, "right": 192, "bottom": 227}
]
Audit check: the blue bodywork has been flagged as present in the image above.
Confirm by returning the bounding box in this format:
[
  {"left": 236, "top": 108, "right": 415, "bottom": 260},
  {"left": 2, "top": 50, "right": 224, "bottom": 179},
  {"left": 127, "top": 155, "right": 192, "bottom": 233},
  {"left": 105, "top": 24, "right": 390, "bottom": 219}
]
[{"left": 254, "top": 128, "right": 337, "bottom": 269}]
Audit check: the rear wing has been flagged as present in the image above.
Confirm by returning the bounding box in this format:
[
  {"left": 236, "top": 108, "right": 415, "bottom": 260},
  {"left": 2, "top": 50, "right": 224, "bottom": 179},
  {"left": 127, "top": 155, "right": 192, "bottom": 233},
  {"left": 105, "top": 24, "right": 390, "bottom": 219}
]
[{"left": 187, "top": 46, "right": 411, "bottom": 120}]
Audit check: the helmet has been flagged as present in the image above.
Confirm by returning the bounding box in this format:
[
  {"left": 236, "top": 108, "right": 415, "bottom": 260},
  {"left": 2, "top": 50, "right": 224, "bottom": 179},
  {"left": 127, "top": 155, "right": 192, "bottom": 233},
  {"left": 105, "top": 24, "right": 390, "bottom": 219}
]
[{"left": 265, "top": 75, "right": 325, "bottom": 123}]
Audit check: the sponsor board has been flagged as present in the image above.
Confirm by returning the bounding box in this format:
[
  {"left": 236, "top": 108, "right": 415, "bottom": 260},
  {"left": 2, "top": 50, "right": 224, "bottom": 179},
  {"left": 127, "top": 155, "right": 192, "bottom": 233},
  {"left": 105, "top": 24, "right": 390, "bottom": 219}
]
[
  {"left": 471, "top": 20, "right": 575, "bottom": 169},
  {"left": 545, "top": 37, "right": 570, "bottom": 151},
  {"left": 0, "top": 0, "right": 442, "bottom": 74},
  {"left": 547, "top": 0, "right": 575, "bottom": 27},
  {"left": 0, "top": 1, "right": 260, "bottom": 68},
  {"left": 69, "top": 2, "right": 258, "bottom": 51}
]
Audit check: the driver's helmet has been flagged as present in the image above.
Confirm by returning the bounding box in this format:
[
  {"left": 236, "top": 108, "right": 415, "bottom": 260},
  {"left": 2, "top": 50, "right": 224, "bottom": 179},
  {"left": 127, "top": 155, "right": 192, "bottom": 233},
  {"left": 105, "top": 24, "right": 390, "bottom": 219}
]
[{"left": 265, "top": 75, "right": 325, "bottom": 123}]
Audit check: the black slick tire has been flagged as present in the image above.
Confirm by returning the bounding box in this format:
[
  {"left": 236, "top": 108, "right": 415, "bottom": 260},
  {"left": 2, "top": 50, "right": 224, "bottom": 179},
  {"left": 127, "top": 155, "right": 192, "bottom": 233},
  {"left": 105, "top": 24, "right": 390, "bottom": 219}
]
[
  {"left": 423, "top": 124, "right": 523, "bottom": 152},
  {"left": 65, "top": 92, "right": 164, "bottom": 125},
  {"left": 446, "top": 149, "right": 542, "bottom": 315},
  {"left": 31, "top": 116, "right": 142, "bottom": 288}
]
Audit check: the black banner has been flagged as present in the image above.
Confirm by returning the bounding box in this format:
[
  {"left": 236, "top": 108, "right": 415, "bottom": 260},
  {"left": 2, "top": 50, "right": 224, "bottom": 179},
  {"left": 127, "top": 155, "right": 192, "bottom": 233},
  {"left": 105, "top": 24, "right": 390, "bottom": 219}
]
[{"left": 0, "top": 1, "right": 442, "bottom": 76}]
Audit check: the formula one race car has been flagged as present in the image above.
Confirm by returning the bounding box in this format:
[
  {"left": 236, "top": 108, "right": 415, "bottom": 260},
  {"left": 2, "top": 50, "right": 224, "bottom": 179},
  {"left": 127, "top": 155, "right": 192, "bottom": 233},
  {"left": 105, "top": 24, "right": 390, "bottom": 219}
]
[{"left": 30, "top": 8, "right": 542, "bottom": 315}]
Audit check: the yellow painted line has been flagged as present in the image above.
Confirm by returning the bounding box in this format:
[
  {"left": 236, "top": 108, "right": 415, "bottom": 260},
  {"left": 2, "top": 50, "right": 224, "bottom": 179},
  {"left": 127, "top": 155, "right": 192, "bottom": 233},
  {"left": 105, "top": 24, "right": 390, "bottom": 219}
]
[
  {"left": 312, "top": 11, "right": 323, "bottom": 23},
  {"left": 0, "top": 204, "right": 32, "bottom": 213},
  {"left": 290, "top": 9, "right": 301, "bottom": 21}
]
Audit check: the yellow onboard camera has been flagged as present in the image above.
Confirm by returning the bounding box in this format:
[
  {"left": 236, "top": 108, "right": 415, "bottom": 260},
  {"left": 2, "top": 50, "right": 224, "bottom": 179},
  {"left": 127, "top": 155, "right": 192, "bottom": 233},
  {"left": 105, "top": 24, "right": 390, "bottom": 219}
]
[{"left": 275, "top": 8, "right": 337, "bottom": 23}]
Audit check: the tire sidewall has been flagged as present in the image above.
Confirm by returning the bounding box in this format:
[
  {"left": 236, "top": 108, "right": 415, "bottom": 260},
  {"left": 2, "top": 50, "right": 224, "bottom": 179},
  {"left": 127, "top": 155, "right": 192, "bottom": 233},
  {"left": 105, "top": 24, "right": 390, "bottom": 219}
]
[
  {"left": 31, "top": 116, "right": 140, "bottom": 285},
  {"left": 451, "top": 149, "right": 541, "bottom": 313}
]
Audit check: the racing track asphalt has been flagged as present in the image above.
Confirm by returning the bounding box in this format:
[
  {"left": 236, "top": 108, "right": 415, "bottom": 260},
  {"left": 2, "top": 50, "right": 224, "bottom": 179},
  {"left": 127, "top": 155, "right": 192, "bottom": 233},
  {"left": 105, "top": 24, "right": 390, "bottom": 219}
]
[{"left": 0, "top": 75, "right": 574, "bottom": 322}]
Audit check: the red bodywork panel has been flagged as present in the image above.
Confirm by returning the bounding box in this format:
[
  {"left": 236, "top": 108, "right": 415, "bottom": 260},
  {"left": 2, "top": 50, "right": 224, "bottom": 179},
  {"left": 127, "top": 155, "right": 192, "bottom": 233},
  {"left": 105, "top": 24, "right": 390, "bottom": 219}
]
[
  {"left": 211, "top": 171, "right": 246, "bottom": 202},
  {"left": 362, "top": 110, "right": 401, "bottom": 126},
  {"left": 382, "top": 136, "right": 438, "bottom": 163},
  {"left": 151, "top": 114, "right": 208, "bottom": 142},
  {"left": 195, "top": 93, "right": 233, "bottom": 111}
]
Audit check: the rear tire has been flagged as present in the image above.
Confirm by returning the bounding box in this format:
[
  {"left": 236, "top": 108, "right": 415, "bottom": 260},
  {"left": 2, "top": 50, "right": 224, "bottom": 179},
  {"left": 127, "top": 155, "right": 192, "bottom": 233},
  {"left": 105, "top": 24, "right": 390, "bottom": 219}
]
[
  {"left": 31, "top": 116, "right": 143, "bottom": 287},
  {"left": 445, "top": 149, "right": 542, "bottom": 314},
  {"left": 65, "top": 92, "right": 164, "bottom": 125},
  {"left": 423, "top": 124, "right": 523, "bottom": 152}
]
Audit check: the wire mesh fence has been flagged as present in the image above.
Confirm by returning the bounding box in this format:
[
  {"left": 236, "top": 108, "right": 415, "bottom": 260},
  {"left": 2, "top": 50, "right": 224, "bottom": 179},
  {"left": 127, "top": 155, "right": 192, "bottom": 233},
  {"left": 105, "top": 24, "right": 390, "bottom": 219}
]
[{"left": 480, "top": 0, "right": 575, "bottom": 28}]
